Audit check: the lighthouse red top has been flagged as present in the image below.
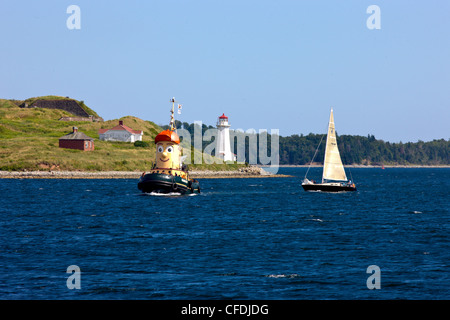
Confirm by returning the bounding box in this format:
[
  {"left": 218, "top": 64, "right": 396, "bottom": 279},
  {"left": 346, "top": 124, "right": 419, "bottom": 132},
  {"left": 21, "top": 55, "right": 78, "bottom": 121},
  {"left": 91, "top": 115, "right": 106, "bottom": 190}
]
[{"left": 219, "top": 113, "right": 228, "bottom": 119}]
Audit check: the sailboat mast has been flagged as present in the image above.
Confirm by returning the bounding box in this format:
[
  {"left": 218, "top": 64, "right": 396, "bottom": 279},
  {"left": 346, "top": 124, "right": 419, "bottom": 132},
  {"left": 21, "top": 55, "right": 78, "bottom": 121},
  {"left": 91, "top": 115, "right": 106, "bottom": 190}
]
[{"left": 322, "top": 108, "right": 333, "bottom": 183}]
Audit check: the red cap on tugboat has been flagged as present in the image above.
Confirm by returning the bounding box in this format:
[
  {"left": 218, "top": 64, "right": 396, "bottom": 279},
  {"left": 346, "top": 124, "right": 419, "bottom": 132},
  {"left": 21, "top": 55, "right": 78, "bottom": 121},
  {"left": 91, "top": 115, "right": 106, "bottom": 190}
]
[{"left": 155, "top": 129, "right": 180, "bottom": 144}]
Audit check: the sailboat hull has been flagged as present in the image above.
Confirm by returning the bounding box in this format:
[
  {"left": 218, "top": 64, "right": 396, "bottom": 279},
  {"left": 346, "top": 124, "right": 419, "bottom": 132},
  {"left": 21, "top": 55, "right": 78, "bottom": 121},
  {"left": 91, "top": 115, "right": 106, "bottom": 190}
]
[{"left": 302, "top": 183, "right": 356, "bottom": 192}]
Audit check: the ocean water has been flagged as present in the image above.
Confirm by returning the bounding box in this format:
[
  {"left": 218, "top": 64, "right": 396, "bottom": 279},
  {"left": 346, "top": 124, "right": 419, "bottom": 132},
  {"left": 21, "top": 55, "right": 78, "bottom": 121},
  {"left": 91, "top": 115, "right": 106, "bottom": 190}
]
[{"left": 0, "top": 168, "right": 448, "bottom": 300}]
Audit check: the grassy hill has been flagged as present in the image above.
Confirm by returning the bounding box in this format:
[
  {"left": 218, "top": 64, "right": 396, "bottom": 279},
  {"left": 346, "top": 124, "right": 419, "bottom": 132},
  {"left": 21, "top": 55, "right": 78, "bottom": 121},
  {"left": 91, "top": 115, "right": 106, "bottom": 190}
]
[
  {"left": 17, "top": 95, "right": 100, "bottom": 118},
  {"left": 0, "top": 97, "right": 244, "bottom": 172}
]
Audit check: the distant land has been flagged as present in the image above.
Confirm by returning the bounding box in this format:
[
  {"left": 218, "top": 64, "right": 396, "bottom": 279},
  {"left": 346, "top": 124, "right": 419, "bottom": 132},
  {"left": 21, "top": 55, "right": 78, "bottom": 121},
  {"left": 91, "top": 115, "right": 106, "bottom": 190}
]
[
  {"left": 166, "top": 121, "right": 449, "bottom": 166},
  {"left": 0, "top": 96, "right": 448, "bottom": 173},
  {"left": 0, "top": 96, "right": 243, "bottom": 172}
]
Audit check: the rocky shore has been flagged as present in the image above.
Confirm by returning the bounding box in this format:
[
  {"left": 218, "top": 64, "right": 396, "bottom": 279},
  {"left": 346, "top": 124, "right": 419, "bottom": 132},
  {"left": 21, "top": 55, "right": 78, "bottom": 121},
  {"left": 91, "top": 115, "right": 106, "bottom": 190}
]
[
  {"left": 190, "top": 166, "right": 287, "bottom": 178},
  {"left": 0, "top": 166, "right": 288, "bottom": 179},
  {"left": 0, "top": 171, "right": 141, "bottom": 179}
]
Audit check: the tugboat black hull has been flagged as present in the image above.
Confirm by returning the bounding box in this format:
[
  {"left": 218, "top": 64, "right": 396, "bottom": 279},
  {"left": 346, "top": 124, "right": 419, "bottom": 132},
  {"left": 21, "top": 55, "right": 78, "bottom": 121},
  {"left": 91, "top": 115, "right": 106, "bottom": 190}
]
[
  {"left": 302, "top": 183, "right": 356, "bottom": 192},
  {"left": 138, "top": 172, "right": 200, "bottom": 194}
]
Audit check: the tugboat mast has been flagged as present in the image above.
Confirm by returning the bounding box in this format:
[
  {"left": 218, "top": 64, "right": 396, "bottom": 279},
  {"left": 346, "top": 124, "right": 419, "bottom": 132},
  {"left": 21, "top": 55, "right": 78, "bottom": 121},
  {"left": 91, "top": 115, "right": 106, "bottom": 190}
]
[{"left": 169, "top": 97, "right": 177, "bottom": 131}]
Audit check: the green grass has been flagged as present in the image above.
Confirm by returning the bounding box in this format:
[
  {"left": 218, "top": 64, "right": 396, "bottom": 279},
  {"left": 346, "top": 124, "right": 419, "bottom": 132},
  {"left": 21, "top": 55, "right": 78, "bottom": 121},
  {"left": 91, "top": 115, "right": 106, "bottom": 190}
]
[{"left": 0, "top": 98, "right": 246, "bottom": 172}]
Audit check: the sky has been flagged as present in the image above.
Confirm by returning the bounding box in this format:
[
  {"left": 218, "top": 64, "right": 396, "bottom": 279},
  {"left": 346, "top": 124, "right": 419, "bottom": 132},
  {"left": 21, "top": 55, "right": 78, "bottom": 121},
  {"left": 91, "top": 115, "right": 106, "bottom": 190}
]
[{"left": 1, "top": 0, "right": 449, "bottom": 142}]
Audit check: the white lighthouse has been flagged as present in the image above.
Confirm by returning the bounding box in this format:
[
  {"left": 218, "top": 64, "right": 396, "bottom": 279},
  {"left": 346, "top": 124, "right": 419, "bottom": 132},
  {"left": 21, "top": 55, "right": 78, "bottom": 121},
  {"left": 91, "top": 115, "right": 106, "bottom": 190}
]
[{"left": 216, "top": 113, "right": 235, "bottom": 162}]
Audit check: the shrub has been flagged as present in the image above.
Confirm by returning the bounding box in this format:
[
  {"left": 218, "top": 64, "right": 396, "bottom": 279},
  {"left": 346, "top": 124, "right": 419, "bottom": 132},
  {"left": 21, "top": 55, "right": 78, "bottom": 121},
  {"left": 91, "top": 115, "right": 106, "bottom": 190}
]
[{"left": 134, "top": 141, "right": 149, "bottom": 148}]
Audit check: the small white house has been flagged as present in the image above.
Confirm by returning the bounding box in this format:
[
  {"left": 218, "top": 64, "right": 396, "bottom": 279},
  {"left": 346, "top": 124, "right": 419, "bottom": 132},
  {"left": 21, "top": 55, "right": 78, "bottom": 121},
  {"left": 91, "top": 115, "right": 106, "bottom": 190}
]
[{"left": 98, "top": 120, "right": 143, "bottom": 143}]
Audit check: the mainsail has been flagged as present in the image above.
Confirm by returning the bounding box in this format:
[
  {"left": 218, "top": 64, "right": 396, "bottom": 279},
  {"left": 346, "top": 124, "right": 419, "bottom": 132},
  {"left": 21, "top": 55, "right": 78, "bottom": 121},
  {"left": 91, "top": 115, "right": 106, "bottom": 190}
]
[{"left": 322, "top": 109, "right": 347, "bottom": 182}]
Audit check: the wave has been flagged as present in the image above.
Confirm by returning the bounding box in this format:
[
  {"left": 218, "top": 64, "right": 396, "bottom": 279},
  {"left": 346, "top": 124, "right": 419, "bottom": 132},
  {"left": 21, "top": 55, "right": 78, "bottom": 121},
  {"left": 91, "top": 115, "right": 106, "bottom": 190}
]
[
  {"left": 265, "top": 274, "right": 300, "bottom": 279},
  {"left": 307, "top": 218, "right": 324, "bottom": 222},
  {"left": 140, "top": 191, "right": 192, "bottom": 197}
]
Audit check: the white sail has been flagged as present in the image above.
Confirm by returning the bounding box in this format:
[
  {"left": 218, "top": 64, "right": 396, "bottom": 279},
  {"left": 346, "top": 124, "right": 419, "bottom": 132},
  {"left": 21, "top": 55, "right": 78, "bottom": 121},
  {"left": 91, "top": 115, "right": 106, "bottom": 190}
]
[{"left": 322, "top": 109, "right": 347, "bottom": 182}]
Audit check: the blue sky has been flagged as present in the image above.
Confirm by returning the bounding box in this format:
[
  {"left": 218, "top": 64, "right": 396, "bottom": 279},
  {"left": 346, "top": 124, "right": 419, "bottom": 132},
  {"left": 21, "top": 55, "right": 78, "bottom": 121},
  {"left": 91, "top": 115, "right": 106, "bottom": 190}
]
[{"left": 1, "top": 0, "right": 449, "bottom": 142}]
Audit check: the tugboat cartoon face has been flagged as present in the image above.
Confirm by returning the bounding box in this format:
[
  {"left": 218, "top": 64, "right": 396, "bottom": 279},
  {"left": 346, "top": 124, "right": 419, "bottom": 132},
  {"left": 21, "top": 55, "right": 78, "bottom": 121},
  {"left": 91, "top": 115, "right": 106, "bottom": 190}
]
[
  {"left": 156, "top": 141, "right": 180, "bottom": 169},
  {"left": 154, "top": 129, "right": 181, "bottom": 169}
]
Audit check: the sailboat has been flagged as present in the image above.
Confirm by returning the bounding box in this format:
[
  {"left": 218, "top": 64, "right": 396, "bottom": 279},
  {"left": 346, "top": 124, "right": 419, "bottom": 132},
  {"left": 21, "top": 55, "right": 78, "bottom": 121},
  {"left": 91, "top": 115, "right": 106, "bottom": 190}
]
[{"left": 302, "top": 109, "right": 356, "bottom": 192}]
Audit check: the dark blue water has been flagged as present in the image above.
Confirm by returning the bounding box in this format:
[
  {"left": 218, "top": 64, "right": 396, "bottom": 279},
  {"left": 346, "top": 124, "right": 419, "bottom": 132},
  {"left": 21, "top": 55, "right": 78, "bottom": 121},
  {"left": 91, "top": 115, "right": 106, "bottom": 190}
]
[{"left": 0, "top": 168, "right": 449, "bottom": 300}]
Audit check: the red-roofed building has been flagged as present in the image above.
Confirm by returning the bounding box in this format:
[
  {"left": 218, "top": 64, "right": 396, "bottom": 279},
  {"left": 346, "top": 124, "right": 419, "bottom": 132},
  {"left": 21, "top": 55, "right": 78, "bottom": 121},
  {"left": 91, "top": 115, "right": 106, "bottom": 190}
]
[
  {"left": 98, "top": 120, "right": 143, "bottom": 143},
  {"left": 59, "top": 127, "right": 95, "bottom": 151}
]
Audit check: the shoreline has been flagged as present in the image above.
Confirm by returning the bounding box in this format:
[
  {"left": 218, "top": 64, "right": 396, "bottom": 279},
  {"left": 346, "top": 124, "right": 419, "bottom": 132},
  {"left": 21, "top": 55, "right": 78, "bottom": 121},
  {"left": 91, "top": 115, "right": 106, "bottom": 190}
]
[
  {"left": 273, "top": 165, "right": 450, "bottom": 168},
  {"left": 0, "top": 170, "right": 291, "bottom": 180},
  {"left": 0, "top": 165, "right": 448, "bottom": 180}
]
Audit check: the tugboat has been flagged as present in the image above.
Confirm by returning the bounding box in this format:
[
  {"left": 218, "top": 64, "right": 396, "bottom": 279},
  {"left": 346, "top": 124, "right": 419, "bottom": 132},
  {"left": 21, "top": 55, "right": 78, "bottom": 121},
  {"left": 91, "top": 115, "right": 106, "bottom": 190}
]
[
  {"left": 302, "top": 108, "right": 356, "bottom": 192},
  {"left": 138, "top": 98, "right": 200, "bottom": 194}
]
